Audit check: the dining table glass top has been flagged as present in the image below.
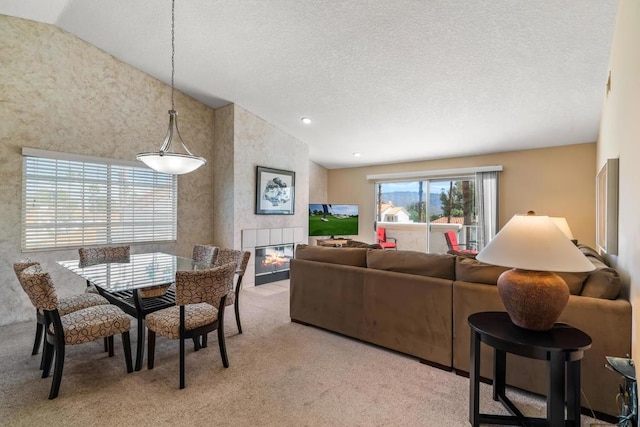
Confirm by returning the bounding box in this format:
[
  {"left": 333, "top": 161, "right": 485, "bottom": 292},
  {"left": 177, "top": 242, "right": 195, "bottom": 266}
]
[{"left": 58, "top": 252, "right": 210, "bottom": 293}]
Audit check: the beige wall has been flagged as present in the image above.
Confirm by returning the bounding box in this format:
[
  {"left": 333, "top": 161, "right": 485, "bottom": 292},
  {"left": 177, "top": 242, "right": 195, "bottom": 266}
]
[
  {"left": 0, "top": 16, "right": 216, "bottom": 325},
  {"left": 597, "top": 0, "right": 640, "bottom": 362},
  {"left": 328, "top": 143, "right": 596, "bottom": 247}
]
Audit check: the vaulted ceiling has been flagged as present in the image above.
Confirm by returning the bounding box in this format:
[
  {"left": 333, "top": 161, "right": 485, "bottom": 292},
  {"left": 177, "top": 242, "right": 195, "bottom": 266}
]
[{"left": 1, "top": 0, "right": 618, "bottom": 168}]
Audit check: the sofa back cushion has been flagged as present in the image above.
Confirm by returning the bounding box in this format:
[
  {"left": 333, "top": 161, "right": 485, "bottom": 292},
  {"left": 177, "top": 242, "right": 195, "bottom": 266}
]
[
  {"left": 455, "top": 257, "right": 588, "bottom": 295},
  {"left": 295, "top": 244, "right": 368, "bottom": 267},
  {"left": 580, "top": 257, "right": 622, "bottom": 299},
  {"left": 366, "top": 250, "right": 455, "bottom": 280}
]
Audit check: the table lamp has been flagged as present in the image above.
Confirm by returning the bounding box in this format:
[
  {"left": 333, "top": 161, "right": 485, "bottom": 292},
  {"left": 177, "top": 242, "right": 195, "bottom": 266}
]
[
  {"left": 550, "top": 216, "right": 578, "bottom": 245},
  {"left": 476, "top": 212, "right": 594, "bottom": 331}
]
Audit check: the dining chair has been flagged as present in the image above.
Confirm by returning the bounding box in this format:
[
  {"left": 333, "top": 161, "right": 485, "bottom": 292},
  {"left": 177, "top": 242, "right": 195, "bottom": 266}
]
[
  {"left": 212, "top": 248, "right": 251, "bottom": 334},
  {"left": 146, "top": 262, "right": 236, "bottom": 389},
  {"left": 13, "top": 260, "right": 111, "bottom": 367},
  {"left": 192, "top": 244, "right": 219, "bottom": 265},
  {"left": 19, "top": 265, "right": 133, "bottom": 399},
  {"left": 78, "top": 245, "right": 131, "bottom": 294}
]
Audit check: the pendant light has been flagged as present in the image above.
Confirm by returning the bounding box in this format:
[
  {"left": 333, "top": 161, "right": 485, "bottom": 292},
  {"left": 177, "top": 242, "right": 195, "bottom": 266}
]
[{"left": 137, "top": 0, "right": 206, "bottom": 175}]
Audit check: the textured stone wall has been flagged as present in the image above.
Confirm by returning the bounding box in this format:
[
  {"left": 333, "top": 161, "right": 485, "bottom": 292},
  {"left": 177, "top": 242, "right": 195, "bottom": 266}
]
[{"left": 0, "top": 16, "right": 216, "bottom": 325}]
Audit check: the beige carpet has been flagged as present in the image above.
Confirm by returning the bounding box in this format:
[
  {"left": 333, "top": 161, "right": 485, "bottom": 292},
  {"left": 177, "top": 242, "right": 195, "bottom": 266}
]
[{"left": 0, "top": 280, "right": 611, "bottom": 426}]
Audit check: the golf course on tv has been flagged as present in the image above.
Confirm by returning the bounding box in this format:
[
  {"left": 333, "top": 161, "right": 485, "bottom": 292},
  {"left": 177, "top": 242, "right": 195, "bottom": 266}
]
[{"left": 308, "top": 204, "right": 359, "bottom": 237}]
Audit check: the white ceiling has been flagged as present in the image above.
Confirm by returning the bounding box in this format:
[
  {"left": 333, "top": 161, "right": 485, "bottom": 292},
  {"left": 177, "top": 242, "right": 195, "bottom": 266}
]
[{"left": 2, "top": 0, "right": 618, "bottom": 169}]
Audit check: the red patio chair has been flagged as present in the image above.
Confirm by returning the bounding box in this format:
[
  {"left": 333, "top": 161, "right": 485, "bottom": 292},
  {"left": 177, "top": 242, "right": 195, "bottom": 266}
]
[
  {"left": 444, "top": 230, "right": 477, "bottom": 255},
  {"left": 376, "top": 226, "right": 397, "bottom": 250}
]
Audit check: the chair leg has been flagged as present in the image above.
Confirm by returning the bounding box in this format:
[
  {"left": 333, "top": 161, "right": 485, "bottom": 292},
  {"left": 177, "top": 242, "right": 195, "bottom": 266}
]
[
  {"left": 202, "top": 334, "right": 208, "bottom": 348},
  {"left": 234, "top": 297, "right": 242, "bottom": 334},
  {"left": 218, "top": 319, "right": 229, "bottom": 368},
  {"left": 32, "top": 320, "right": 44, "bottom": 355},
  {"left": 41, "top": 342, "right": 54, "bottom": 378},
  {"left": 179, "top": 334, "right": 185, "bottom": 389},
  {"left": 122, "top": 332, "right": 133, "bottom": 373},
  {"left": 48, "top": 343, "right": 65, "bottom": 399},
  {"left": 192, "top": 336, "right": 200, "bottom": 352},
  {"left": 107, "top": 336, "right": 114, "bottom": 357},
  {"left": 103, "top": 337, "right": 109, "bottom": 352},
  {"left": 147, "top": 330, "right": 156, "bottom": 369}
]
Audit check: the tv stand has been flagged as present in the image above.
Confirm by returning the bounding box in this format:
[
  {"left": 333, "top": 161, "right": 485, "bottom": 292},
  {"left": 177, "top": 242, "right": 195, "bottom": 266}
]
[{"left": 316, "top": 237, "right": 351, "bottom": 247}]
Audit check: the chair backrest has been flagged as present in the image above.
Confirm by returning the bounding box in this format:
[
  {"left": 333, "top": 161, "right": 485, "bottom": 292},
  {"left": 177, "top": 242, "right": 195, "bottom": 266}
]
[
  {"left": 214, "top": 248, "right": 250, "bottom": 277},
  {"left": 444, "top": 231, "right": 461, "bottom": 251},
  {"left": 376, "top": 226, "right": 387, "bottom": 243},
  {"left": 19, "top": 265, "right": 58, "bottom": 312},
  {"left": 13, "top": 259, "right": 40, "bottom": 290},
  {"left": 192, "top": 244, "right": 219, "bottom": 265},
  {"left": 79, "top": 245, "right": 130, "bottom": 267},
  {"left": 174, "top": 262, "right": 236, "bottom": 308}
]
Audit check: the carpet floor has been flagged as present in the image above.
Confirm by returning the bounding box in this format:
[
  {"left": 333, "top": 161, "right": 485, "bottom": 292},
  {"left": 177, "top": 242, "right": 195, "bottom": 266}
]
[{"left": 0, "top": 280, "right": 612, "bottom": 426}]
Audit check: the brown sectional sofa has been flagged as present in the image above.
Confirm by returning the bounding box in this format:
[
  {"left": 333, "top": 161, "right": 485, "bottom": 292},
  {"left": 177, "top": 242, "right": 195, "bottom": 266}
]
[{"left": 289, "top": 244, "right": 631, "bottom": 417}]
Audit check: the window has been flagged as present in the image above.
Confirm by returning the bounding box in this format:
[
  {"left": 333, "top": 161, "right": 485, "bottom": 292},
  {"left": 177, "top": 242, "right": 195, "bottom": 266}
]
[
  {"left": 369, "top": 166, "right": 501, "bottom": 254},
  {"left": 22, "top": 148, "right": 177, "bottom": 251}
]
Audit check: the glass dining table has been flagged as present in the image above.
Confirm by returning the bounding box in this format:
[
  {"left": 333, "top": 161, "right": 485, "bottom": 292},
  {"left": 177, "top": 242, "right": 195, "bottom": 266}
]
[{"left": 58, "top": 252, "right": 210, "bottom": 371}]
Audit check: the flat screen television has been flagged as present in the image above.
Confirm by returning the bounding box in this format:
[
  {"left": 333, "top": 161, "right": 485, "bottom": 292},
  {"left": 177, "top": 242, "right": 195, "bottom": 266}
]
[{"left": 309, "top": 204, "right": 359, "bottom": 238}]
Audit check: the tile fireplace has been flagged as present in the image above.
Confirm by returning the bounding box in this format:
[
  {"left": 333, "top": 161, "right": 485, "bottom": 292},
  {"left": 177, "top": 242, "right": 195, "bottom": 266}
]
[{"left": 254, "top": 244, "right": 293, "bottom": 285}]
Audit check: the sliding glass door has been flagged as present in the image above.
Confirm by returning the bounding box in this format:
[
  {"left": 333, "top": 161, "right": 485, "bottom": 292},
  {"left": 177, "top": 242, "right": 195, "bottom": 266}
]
[{"left": 374, "top": 172, "right": 497, "bottom": 254}]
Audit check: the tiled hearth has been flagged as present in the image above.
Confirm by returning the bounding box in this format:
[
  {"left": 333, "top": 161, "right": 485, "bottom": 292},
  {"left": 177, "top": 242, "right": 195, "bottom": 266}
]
[{"left": 241, "top": 227, "right": 304, "bottom": 287}]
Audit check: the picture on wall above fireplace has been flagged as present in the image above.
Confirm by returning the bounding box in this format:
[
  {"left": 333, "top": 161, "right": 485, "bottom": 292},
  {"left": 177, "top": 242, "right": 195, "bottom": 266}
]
[{"left": 256, "top": 166, "right": 295, "bottom": 215}]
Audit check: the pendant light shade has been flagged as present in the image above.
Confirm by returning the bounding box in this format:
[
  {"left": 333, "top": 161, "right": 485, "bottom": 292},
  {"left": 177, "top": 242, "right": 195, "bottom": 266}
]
[
  {"left": 136, "top": 0, "right": 206, "bottom": 175},
  {"left": 137, "top": 110, "right": 206, "bottom": 175}
]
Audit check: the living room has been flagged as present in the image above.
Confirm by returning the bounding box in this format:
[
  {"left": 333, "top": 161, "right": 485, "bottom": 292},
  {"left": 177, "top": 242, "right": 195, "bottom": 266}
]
[{"left": 1, "top": 1, "right": 639, "bottom": 425}]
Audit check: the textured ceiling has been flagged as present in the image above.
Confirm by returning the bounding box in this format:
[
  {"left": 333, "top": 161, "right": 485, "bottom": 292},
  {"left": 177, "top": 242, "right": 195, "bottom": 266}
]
[{"left": 1, "top": 0, "right": 618, "bottom": 169}]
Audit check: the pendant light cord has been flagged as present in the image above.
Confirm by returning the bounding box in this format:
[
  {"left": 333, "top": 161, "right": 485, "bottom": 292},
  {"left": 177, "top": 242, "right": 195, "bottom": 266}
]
[{"left": 171, "top": 0, "right": 175, "bottom": 111}]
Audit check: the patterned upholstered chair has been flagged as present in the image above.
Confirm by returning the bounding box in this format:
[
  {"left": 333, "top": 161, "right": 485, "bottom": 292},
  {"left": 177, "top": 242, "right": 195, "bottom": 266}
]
[
  {"left": 192, "top": 244, "right": 219, "bottom": 265},
  {"left": 78, "top": 246, "right": 130, "bottom": 352},
  {"left": 212, "top": 248, "right": 251, "bottom": 334},
  {"left": 78, "top": 245, "right": 131, "bottom": 294},
  {"left": 19, "top": 265, "right": 133, "bottom": 399},
  {"left": 13, "top": 260, "right": 110, "bottom": 367},
  {"left": 145, "top": 262, "right": 236, "bottom": 389}
]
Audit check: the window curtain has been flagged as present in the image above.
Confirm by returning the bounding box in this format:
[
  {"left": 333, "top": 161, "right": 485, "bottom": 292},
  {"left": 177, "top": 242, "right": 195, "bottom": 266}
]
[{"left": 475, "top": 171, "right": 499, "bottom": 249}]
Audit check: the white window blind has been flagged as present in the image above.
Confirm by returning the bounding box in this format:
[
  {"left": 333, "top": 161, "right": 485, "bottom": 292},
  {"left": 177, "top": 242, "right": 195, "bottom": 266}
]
[{"left": 22, "top": 149, "right": 177, "bottom": 251}]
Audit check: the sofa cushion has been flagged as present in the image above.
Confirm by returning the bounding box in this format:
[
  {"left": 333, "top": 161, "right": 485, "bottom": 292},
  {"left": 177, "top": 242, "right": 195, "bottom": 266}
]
[
  {"left": 345, "top": 240, "right": 383, "bottom": 249},
  {"left": 455, "top": 257, "right": 509, "bottom": 285},
  {"left": 366, "top": 250, "right": 455, "bottom": 280},
  {"left": 580, "top": 257, "right": 622, "bottom": 299},
  {"left": 578, "top": 244, "right": 606, "bottom": 264},
  {"left": 295, "top": 244, "right": 368, "bottom": 267},
  {"left": 455, "top": 257, "right": 588, "bottom": 295}
]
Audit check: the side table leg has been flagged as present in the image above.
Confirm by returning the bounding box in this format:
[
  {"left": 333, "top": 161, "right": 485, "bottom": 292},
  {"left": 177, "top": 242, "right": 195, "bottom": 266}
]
[
  {"left": 548, "top": 352, "right": 566, "bottom": 427},
  {"left": 567, "top": 359, "right": 582, "bottom": 425},
  {"left": 469, "top": 329, "right": 481, "bottom": 427},
  {"left": 493, "top": 349, "right": 506, "bottom": 401}
]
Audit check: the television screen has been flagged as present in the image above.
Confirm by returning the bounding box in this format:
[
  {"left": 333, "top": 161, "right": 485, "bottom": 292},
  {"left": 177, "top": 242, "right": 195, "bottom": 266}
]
[{"left": 309, "top": 204, "right": 359, "bottom": 237}]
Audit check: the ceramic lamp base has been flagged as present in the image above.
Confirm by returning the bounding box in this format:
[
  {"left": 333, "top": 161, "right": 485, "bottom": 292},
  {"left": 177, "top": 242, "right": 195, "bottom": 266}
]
[{"left": 497, "top": 269, "right": 570, "bottom": 331}]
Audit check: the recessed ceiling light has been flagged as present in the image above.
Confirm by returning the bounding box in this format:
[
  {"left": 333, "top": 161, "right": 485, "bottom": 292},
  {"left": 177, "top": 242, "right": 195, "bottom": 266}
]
[
  {"left": 353, "top": 152, "right": 361, "bottom": 157},
  {"left": 301, "top": 117, "right": 312, "bottom": 124}
]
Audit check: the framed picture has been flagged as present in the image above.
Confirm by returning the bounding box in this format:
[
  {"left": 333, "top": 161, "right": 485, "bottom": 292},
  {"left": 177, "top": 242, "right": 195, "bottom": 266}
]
[
  {"left": 256, "top": 166, "right": 295, "bottom": 215},
  {"left": 596, "top": 158, "right": 619, "bottom": 255}
]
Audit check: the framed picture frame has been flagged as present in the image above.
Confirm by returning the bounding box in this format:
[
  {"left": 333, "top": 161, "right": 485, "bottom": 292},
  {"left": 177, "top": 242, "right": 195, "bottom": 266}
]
[
  {"left": 596, "top": 158, "right": 619, "bottom": 255},
  {"left": 255, "top": 166, "right": 295, "bottom": 215}
]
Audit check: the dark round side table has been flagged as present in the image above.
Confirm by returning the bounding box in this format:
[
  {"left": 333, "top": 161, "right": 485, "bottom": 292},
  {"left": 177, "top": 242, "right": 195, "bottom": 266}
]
[{"left": 468, "top": 311, "right": 592, "bottom": 427}]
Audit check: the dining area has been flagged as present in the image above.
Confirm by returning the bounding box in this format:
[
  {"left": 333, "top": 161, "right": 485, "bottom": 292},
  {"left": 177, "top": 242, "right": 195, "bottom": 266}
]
[{"left": 12, "top": 244, "right": 251, "bottom": 399}]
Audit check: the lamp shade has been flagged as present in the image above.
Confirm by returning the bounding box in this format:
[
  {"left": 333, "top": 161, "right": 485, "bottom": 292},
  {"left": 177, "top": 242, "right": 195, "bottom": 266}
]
[
  {"left": 550, "top": 217, "right": 575, "bottom": 240},
  {"left": 137, "top": 152, "right": 206, "bottom": 175},
  {"left": 476, "top": 214, "right": 593, "bottom": 273},
  {"left": 477, "top": 213, "right": 594, "bottom": 330}
]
